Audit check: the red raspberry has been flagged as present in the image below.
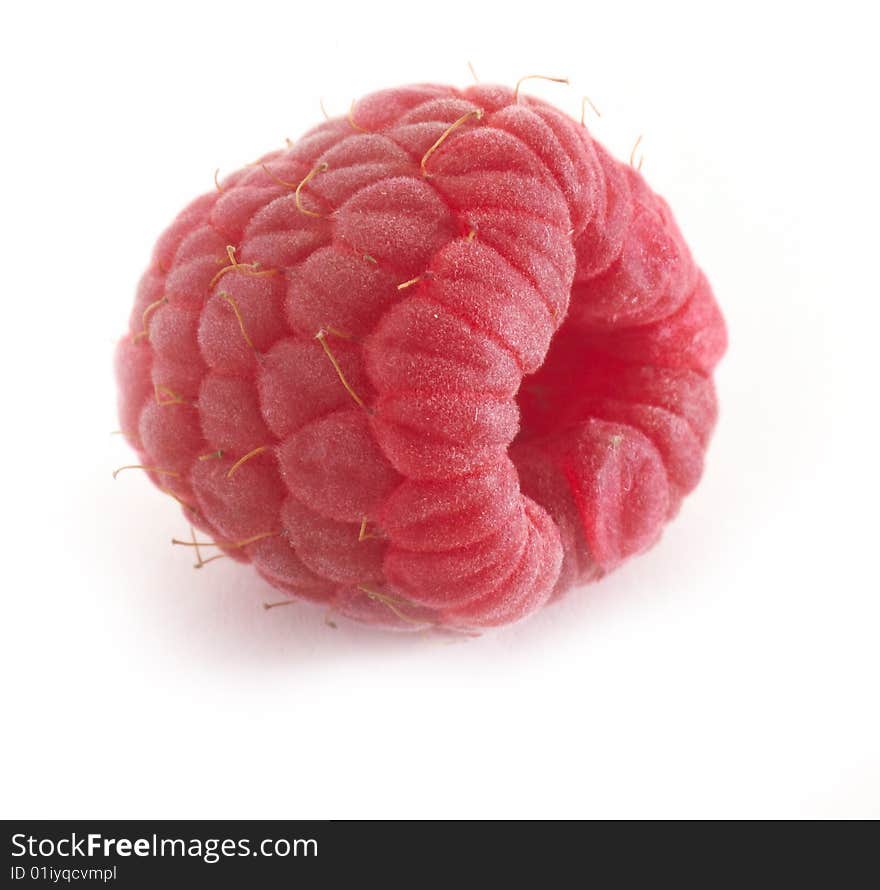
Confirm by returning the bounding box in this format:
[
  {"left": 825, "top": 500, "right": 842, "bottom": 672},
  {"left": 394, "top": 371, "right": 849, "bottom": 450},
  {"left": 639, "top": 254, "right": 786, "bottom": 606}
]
[{"left": 115, "top": 82, "right": 727, "bottom": 630}]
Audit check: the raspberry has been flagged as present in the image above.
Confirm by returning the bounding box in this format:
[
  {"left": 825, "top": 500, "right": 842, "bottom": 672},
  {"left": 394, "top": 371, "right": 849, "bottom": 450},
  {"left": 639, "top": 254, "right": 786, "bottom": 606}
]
[{"left": 115, "top": 82, "right": 727, "bottom": 631}]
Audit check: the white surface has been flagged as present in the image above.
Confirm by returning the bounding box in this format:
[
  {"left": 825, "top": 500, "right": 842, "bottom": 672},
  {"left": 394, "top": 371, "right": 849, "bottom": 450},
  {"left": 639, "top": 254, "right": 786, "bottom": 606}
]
[{"left": 1, "top": 0, "right": 877, "bottom": 819}]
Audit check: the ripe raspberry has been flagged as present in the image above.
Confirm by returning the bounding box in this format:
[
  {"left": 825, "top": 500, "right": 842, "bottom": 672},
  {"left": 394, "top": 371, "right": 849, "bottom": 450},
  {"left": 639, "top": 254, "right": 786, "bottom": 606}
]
[{"left": 115, "top": 82, "right": 727, "bottom": 631}]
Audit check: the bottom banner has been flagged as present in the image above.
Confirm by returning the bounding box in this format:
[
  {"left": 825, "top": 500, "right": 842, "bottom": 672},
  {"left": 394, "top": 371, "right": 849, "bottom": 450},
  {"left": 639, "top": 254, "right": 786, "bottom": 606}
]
[{"left": 2, "top": 819, "right": 858, "bottom": 885}]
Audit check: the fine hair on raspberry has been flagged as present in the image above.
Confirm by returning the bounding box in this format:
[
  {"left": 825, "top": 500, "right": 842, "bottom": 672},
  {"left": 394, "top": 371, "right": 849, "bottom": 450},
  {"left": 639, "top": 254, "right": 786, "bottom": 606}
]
[{"left": 114, "top": 81, "right": 727, "bottom": 631}]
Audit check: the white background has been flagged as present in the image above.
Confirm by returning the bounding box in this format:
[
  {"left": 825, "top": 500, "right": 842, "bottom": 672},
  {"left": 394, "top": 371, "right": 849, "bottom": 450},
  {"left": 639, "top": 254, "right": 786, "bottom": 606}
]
[{"left": 2, "top": 0, "right": 877, "bottom": 819}]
